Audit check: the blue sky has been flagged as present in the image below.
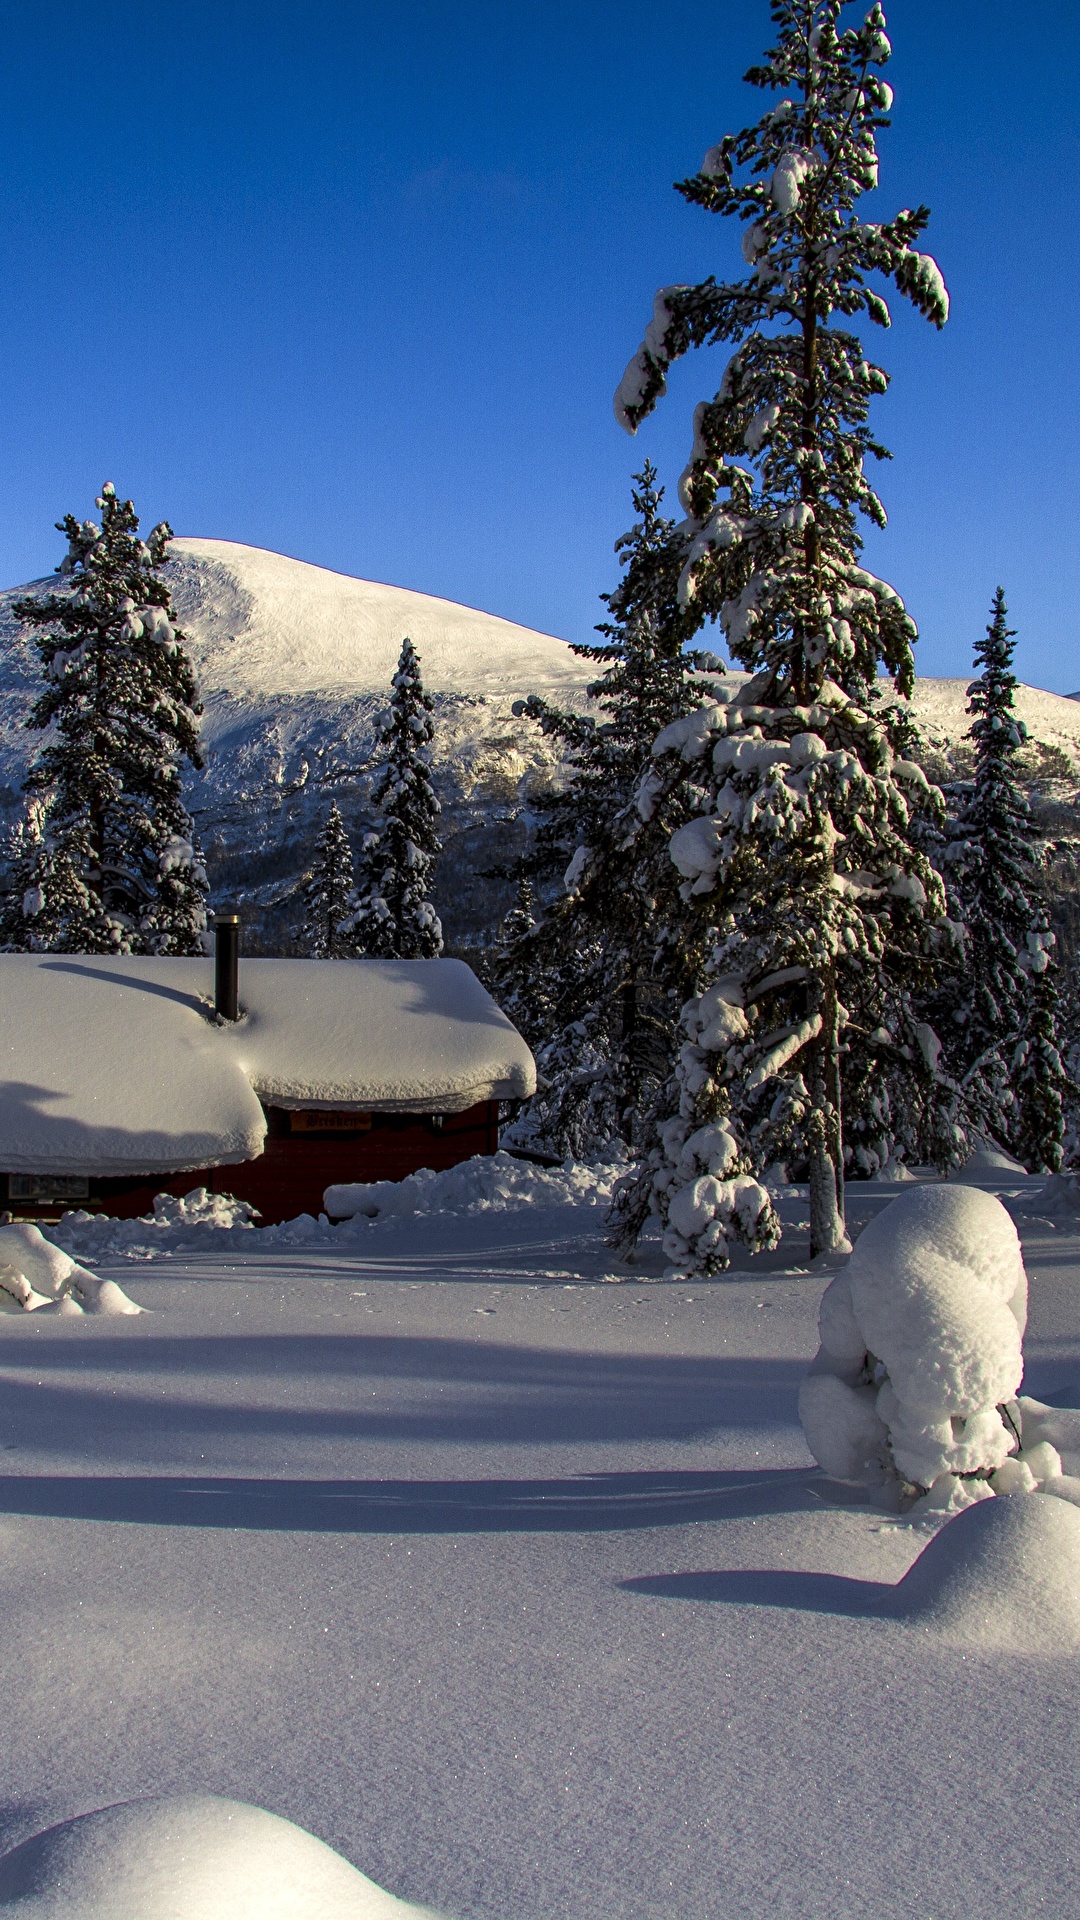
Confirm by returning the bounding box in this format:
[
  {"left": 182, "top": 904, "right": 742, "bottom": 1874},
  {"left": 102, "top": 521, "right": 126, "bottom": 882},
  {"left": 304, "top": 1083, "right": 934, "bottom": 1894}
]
[{"left": 0, "top": 1, "right": 1075, "bottom": 690}]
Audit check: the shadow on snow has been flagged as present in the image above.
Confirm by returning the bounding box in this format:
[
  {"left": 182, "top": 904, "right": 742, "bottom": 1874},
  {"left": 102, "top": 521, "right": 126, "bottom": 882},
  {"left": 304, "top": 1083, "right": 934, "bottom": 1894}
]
[{"left": 0, "top": 1466, "right": 817, "bottom": 1534}]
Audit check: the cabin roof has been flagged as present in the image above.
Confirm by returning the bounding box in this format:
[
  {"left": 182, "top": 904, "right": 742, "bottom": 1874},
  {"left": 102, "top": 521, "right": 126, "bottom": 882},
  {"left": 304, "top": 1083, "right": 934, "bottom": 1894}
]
[{"left": 0, "top": 955, "right": 535, "bottom": 1176}]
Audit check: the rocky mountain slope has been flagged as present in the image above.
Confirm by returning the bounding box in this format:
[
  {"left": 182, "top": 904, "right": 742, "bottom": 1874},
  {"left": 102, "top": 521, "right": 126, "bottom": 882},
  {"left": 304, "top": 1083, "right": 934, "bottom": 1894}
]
[{"left": 1, "top": 538, "right": 1077, "bottom": 952}]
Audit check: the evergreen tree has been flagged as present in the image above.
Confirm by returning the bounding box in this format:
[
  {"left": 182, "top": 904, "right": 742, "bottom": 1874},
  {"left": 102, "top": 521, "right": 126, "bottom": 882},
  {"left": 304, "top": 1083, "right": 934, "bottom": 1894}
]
[
  {"left": 946, "top": 589, "right": 1037, "bottom": 1148},
  {"left": 10, "top": 484, "right": 207, "bottom": 954},
  {"left": 0, "top": 799, "right": 45, "bottom": 950},
  {"left": 490, "top": 877, "right": 550, "bottom": 1049},
  {"left": 503, "top": 465, "right": 706, "bottom": 1159},
  {"left": 1013, "top": 909, "right": 1067, "bottom": 1174},
  {"left": 352, "top": 638, "right": 443, "bottom": 958},
  {"left": 612, "top": 0, "right": 952, "bottom": 1268},
  {"left": 299, "top": 802, "right": 357, "bottom": 958}
]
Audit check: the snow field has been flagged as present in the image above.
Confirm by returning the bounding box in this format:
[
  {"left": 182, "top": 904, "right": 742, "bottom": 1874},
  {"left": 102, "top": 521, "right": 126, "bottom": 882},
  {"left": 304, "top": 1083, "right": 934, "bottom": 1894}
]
[{"left": 0, "top": 1169, "right": 1075, "bottom": 1914}]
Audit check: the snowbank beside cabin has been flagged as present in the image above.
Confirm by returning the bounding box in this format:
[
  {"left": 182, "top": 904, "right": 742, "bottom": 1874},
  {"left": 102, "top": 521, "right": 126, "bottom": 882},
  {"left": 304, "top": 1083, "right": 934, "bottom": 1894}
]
[
  {"left": 49, "top": 1157, "right": 622, "bottom": 1261},
  {"left": 325, "top": 1152, "right": 622, "bottom": 1221}
]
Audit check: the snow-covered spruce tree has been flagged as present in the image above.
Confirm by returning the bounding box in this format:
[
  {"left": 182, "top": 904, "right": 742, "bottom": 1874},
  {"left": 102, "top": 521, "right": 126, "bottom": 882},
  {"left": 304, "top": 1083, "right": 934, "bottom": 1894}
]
[
  {"left": 490, "top": 877, "right": 551, "bottom": 1052},
  {"left": 0, "top": 799, "right": 45, "bottom": 950},
  {"left": 506, "top": 464, "right": 707, "bottom": 1158},
  {"left": 944, "top": 590, "right": 1039, "bottom": 1150},
  {"left": 613, "top": 0, "right": 952, "bottom": 1267},
  {"left": 351, "top": 638, "right": 443, "bottom": 958},
  {"left": 299, "top": 802, "right": 357, "bottom": 958},
  {"left": 1012, "top": 909, "right": 1067, "bottom": 1175},
  {"left": 11, "top": 484, "right": 207, "bottom": 954}
]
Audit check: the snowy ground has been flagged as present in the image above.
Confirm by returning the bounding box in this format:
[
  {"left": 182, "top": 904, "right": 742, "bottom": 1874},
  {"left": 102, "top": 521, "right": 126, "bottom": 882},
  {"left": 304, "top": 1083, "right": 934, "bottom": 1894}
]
[{"left": 0, "top": 1168, "right": 1077, "bottom": 1918}]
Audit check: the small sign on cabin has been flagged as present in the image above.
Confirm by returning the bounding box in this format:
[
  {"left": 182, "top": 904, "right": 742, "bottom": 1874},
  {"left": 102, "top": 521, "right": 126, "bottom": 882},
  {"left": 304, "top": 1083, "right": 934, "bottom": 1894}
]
[{"left": 286, "top": 1111, "right": 373, "bottom": 1134}]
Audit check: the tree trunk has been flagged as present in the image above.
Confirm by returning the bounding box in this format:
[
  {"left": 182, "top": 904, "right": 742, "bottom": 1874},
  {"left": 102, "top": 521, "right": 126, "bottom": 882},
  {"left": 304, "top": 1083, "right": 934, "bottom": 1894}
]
[
  {"left": 619, "top": 971, "right": 638, "bottom": 1144},
  {"left": 808, "top": 966, "right": 846, "bottom": 1257}
]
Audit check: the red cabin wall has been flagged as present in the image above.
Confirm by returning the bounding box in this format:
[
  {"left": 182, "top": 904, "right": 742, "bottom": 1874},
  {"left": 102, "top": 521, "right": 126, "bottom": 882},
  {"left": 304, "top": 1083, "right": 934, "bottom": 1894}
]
[{"left": 2, "top": 1101, "right": 501, "bottom": 1226}]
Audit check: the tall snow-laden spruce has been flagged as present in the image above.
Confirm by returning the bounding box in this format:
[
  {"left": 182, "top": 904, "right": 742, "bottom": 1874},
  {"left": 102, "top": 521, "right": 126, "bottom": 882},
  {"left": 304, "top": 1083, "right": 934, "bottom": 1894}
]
[
  {"left": 614, "top": 0, "right": 951, "bottom": 1267},
  {"left": 944, "top": 590, "right": 1040, "bottom": 1150},
  {"left": 503, "top": 465, "right": 706, "bottom": 1160},
  {"left": 299, "top": 801, "right": 357, "bottom": 958},
  {"left": 352, "top": 638, "right": 443, "bottom": 959},
  {"left": 11, "top": 485, "right": 207, "bottom": 954}
]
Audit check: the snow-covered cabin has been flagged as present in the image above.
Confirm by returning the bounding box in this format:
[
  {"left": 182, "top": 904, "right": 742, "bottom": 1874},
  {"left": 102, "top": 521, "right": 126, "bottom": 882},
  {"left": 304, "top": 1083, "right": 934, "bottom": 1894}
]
[{"left": 0, "top": 952, "right": 535, "bottom": 1224}]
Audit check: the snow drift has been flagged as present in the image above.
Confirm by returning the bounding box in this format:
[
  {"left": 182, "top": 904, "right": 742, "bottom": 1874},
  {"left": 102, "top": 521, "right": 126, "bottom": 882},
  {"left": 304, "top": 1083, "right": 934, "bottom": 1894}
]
[
  {"left": 0, "top": 1793, "right": 447, "bottom": 1918},
  {"left": 46, "top": 1158, "right": 622, "bottom": 1262},
  {"left": 894, "top": 1490, "right": 1080, "bottom": 1652},
  {"left": 325, "top": 1151, "right": 622, "bottom": 1221}
]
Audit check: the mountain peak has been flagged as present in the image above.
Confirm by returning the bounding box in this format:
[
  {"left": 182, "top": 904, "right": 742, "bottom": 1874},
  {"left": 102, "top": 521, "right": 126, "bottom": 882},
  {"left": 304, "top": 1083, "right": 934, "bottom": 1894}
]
[{"left": 164, "top": 538, "right": 592, "bottom": 699}]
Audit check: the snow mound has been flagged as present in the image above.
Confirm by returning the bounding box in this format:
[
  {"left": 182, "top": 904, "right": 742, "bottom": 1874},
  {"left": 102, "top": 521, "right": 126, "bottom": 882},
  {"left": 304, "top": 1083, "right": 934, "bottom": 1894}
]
[
  {"left": 326, "top": 1151, "right": 622, "bottom": 1221},
  {"left": 1018, "top": 1172, "right": 1080, "bottom": 1218},
  {"left": 0, "top": 1223, "right": 141, "bottom": 1315},
  {"left": 895, "top": 1491, "right": 1080, "bottom": 1652},
  {"left": 800, "top": 1185, "right": 1027, "bottom": 1496},
  {"left": 951, "top": 1144, "right": 1028, "bottom": 1178},
  {"left": 53, "top": 1189, "right": 260, "bottom": 1262},
  {"left": 0, "top": 1793, "right": 447, "bottom": 1918}
]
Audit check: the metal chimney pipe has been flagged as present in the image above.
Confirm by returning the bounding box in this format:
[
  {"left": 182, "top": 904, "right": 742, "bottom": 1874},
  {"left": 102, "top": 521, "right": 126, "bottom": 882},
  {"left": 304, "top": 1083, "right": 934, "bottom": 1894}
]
[{"left": 214, "top": 912, "right": 241, "bottom": 1022}]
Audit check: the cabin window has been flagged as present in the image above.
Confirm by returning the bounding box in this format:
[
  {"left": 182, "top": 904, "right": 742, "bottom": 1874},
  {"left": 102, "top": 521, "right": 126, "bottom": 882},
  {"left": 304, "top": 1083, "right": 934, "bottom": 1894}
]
[{"left": 8, "top": 1174, "right": 90, "bottom": 1201}]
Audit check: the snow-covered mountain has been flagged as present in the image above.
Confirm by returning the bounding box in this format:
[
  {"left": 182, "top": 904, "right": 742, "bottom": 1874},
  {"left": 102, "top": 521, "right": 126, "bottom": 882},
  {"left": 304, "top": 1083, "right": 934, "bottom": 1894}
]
[
  {"left": 0, "top": 539, "right": 596, "bottom": 949},
  {"left": 1, "top": 537, "right": 1077, "bottom": 950},
  {"left": 163, "top": 539, "right": 594, "bottom": 700}
]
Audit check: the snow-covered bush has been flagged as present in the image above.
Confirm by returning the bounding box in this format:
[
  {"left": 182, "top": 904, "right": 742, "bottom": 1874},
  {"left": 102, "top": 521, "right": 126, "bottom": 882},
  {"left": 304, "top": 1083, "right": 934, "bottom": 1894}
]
[
  {"left": 0, "top": 1221, "right": 140, "bottom": 1315},
  {"left": 799, "top": 1184, "right": 1053, "bottom": 1511}
]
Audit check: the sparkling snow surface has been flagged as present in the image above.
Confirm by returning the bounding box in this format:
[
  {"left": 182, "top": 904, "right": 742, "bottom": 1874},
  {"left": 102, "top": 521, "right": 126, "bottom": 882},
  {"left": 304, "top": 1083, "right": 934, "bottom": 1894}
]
[{"left": 0, "top": 1166, "right": 1076, "bottom": 1917}]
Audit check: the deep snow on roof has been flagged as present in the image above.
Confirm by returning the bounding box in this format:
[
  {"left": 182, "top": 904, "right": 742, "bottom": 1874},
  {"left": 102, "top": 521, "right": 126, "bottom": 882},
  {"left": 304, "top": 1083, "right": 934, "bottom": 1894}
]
[
  {"left": 0, "top": 955, "right": 535, "bottom": 1175},
  {"left": 162, "top": 538, "right": 593, "bottom": 698}
]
